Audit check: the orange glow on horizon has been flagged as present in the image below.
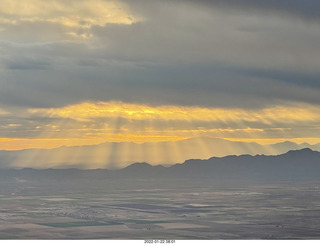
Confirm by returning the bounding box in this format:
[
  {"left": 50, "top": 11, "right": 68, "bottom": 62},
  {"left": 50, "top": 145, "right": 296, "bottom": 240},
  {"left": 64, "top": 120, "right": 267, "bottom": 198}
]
[
  {"left": 3, "top": 101, "right": 320, "bottom": 152},
  {"left": 0, "top": 134, "right": 189, "bottom": 151},
  {"left": 1, "top": 136, "right": 320, "bottom": 151}
]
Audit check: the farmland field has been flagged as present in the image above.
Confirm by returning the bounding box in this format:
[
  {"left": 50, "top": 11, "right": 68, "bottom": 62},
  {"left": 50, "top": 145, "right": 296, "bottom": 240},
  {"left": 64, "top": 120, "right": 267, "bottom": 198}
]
[{"left": 0, "top": 177, "right": 320, "bottom": 239}]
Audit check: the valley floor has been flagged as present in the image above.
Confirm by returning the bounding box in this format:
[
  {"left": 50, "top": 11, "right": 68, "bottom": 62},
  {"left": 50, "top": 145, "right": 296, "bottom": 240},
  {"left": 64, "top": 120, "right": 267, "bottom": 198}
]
[{"left": 0, "top": 178, "right": 320, "bottom": 239}]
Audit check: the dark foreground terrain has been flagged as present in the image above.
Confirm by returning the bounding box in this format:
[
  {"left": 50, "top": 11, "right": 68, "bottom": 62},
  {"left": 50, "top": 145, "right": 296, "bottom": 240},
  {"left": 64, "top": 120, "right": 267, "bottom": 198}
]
[{"left": 0, "top": 149, "right": 320, "bottom": 239}]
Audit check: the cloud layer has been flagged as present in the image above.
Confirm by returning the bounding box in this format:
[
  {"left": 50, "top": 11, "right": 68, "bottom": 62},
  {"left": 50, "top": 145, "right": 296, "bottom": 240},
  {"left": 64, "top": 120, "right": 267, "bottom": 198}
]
[
  {"left": 0, "top": 0, "right": 139, "bottom": 41},
  {"left": 1, "top": 0, "right": 320, "bottom": 153}
]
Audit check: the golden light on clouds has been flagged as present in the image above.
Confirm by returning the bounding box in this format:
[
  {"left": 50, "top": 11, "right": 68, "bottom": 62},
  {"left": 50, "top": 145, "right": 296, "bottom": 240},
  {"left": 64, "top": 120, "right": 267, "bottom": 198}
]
[
  {"left": 1, "top": 0, "right": 320, "bottom": 170},
  {"left": 2, "top": 101, "right": 320, "bottom": 151},
  {"left": 0, "top": 0, "right": 140, "bottom": 40},
  {"left": 0, "top": 108, "right": 9, "bottom": 115},
  {"left": 29, "top": 101, "right": 320, "bottom": 123},
  {"left": 2, "top": 101, "right": 320, "bottom": 168}
]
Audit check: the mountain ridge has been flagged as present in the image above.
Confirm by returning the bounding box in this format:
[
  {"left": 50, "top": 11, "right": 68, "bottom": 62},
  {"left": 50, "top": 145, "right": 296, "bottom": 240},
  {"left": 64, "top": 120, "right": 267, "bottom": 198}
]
[
  {"left": 0, "top": 137, "right": 319, "bottom": 169},
  {"left": 0, "top": 148, "right": 319, "bottom": 188}
]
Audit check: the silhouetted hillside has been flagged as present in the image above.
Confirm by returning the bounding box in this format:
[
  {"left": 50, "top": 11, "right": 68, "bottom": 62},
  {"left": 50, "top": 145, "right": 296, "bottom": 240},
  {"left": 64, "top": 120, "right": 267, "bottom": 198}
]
[
  {"left": 0, "top": 148, "right": 319, "bottom": 190},
  {"left": 1, "top": 137, "right": 320, "bottom": 169}
]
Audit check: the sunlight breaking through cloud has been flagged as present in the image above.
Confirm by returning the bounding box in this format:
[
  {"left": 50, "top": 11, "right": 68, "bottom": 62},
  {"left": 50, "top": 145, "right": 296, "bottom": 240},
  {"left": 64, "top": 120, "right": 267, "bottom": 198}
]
[
  {"left": 29, "top": 101, "right": 320, "bottom": 124},
  {"left": 0, "top": 0, "right": 140, "bottom": 40}
]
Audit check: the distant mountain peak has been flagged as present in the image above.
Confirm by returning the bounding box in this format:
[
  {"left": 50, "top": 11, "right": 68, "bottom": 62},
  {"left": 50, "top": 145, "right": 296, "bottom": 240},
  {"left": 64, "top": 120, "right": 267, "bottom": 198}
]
[
  {"left": 273, "top": 140, "right": 298, "bottom": 146},
  {"left": 300, "top": 142, "right": 311, "bottom": 147},
  {"left": 286, "top": 148, "right": 314, "bottom": 154},
  {"left": 124, "top": 162, "right": 152, "bottom": 169},
  {"left": 1, "top": 137, "right": 320, "bottom": 170}
]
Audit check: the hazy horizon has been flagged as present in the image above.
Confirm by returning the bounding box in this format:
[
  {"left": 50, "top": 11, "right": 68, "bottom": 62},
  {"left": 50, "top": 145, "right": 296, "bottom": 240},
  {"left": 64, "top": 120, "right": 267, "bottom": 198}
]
[
  {"left": 1, "top": 1, "right": 320, "bottom": 239},
  {"left": 1, "top": 0, "right": 320, "bottom": 170},
  {"left": 0, "top": 136, "right": 319, "bottom": 169}
]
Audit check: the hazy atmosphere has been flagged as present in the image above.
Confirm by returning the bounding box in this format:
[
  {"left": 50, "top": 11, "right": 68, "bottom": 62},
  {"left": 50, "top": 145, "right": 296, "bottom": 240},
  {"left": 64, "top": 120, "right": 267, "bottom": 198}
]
[
  {"left": 1, "top": 1, "right": 320, "bottom": 240},
  {"left": 1, "top": 0, "right": 320, "bottom": 167}
]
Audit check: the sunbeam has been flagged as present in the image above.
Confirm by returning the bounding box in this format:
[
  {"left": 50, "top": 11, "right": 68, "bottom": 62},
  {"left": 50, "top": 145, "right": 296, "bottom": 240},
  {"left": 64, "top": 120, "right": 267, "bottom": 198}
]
[{"left": 2, "top": 100, "right": 320, "bottom": 169}]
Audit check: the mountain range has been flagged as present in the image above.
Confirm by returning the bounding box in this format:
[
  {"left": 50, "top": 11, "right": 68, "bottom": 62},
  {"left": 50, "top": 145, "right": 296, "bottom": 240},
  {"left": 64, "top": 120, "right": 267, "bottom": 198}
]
[
  {"left": 1, "top": 137, "right": 320, "bottom": 169},
  {"left": 1, "top": 148, "right": 319, "bottom": 184}
]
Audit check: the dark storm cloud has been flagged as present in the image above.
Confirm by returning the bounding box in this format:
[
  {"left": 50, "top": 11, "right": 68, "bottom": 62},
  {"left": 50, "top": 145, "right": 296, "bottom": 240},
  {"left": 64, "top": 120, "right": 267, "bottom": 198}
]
[
  {"left": 237, "top": 68, "right": 320, "bottom": 90},
  {"left": 185, "top": 0, "right": 320, "bottom": 23},
  {"left": 2, "top": 61, "right": 320, "bottom": 111},
  {"left": 4, "top": 57, "right": 51, "bottom": 70},
  {"left": 0, "top": 0, "right": 320, "bottom": 110},
  {"left": 93, "top": 1, "right": 320, "bottom": 70}
]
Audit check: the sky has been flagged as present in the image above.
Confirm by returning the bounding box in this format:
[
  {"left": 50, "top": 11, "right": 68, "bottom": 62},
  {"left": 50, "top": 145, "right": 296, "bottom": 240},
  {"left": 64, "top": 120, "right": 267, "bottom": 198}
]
[{"left": 1, "top": 0, "right": 320, "bottom": 154}]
